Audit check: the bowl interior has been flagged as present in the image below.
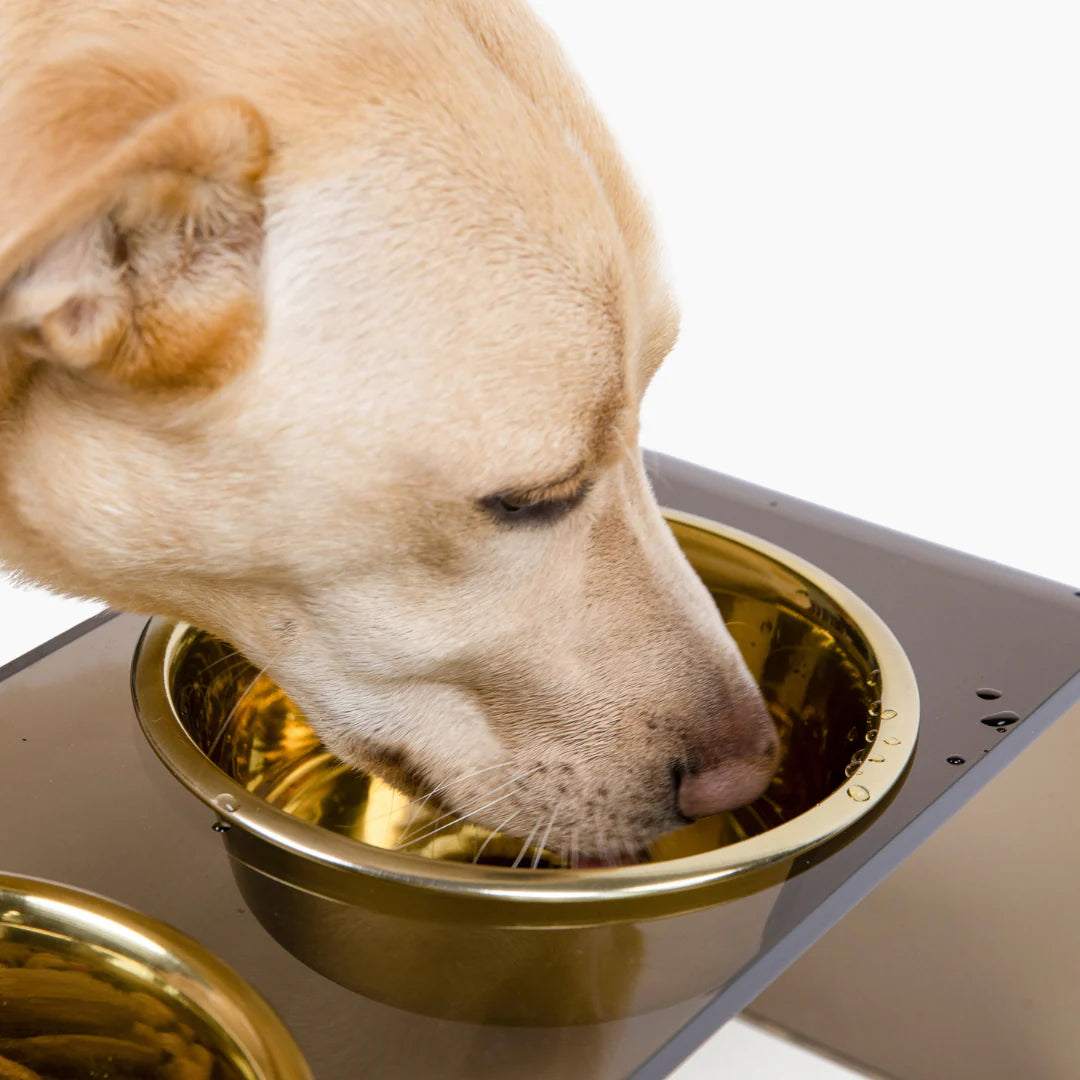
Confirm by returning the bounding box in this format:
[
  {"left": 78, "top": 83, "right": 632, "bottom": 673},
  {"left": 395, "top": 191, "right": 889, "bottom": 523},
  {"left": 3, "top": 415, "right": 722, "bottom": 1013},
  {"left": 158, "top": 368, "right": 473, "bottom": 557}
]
[
  {"left": 165, "top": 516, "right": 891, "bottom": 871},
  {"left": 0, "top": 877, "right": 308, "bottom": 1080}
]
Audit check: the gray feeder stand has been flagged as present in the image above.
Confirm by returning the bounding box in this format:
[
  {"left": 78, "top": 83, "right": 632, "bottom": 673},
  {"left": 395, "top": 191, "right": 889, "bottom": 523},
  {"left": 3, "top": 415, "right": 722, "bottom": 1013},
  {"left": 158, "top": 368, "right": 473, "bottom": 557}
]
[{"left": 1, "top": 451, "right": 1077, "bottom": 1080}]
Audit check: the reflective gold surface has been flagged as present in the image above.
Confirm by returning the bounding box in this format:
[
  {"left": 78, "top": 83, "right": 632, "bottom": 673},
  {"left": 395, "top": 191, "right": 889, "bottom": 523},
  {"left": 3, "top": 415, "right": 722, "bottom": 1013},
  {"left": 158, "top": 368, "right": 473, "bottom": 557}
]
[
  {"left": 144, "top": 513, "right": 918, "bottom": 881},
  {"left": 0, "top": 875, "right": 312, "bottom": 1080},
  {"left": 132, "top": 512, "right": 920, "bottom": 1022}
]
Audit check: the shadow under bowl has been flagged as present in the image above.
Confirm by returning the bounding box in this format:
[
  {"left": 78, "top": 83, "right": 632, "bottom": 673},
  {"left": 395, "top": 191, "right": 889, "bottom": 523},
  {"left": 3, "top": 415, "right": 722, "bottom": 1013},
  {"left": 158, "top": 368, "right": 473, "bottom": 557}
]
[{"left": 132, "top": 511, "right": 918, "bottom": 1025}]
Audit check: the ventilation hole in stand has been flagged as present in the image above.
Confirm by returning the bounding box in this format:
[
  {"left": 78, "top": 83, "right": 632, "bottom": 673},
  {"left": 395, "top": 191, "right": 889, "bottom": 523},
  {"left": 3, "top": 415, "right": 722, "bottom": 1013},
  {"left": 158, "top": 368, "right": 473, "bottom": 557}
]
[{"left": 976, "top": 688, "right": 1001, "bottom": 700}]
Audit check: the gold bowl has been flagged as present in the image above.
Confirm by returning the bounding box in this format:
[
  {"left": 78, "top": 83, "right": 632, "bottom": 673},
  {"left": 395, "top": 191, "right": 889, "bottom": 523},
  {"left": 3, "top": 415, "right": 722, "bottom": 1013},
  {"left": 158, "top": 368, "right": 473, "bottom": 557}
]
[
  {"left": 132, "top": 511, "right": 919, "bottom": 1025},
  {"left": 0, "top": 873, "right": 312, "bottom": 1079}
]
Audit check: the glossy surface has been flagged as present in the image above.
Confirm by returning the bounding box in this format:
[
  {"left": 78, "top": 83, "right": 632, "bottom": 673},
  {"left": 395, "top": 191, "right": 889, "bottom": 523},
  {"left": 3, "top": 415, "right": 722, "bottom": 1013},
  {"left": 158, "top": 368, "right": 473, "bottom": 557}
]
[
  {"left": 129, "top": 512, "right": 919, "bottom": 1023},
  {"left": 4, "top": 455, "right": 1079, "bottom": 1075},
  {"left": 0, "top": 875, "right": 312, "bottom": 1080},
  {"left": 135, "top": 513, "right": 919, "bottom": 902}
]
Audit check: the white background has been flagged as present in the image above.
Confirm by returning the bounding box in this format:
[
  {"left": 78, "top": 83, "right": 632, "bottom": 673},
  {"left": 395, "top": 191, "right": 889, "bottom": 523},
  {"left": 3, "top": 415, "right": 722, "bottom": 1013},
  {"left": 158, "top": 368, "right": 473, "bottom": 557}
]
[
  {"left": 4, "top": 0, "right": 1079, "bottom": 643},
  {"left": 541, "top": 0, "right": 1080, "bottom": 589},
  {"left": 3, "top": 3, "right": 1078, "bottom": 1076}
]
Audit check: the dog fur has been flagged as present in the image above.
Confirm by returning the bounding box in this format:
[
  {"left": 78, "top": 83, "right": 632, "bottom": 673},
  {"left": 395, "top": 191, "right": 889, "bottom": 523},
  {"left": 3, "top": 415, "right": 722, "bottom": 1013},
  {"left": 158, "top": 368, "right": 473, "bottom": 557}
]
[{"left": 0, "top": 0, "right": 777, "bottom": 860}]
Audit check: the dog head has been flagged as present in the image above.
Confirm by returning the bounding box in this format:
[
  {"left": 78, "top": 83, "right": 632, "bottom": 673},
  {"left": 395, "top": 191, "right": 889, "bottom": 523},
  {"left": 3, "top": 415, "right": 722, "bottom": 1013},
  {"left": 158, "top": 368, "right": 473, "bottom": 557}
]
[{"left": 0, "top": 11, "right": 777, "bottom": 861}]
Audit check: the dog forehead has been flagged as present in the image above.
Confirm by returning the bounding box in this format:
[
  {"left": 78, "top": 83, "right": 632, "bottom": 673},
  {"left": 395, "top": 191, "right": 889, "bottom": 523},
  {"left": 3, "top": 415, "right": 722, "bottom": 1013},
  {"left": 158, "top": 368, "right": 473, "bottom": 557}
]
[
  {"left": 268, "top": 156, "right": 630, "bottom": 329},
  {"left": 341, "top": 339, "right": 627, "bottom": 492},
  {"left": 255, "top": 71, "right": 647, "bottom": 484},
  {"left": 262, "top": 165, "right": 634, "bottom": 440}
]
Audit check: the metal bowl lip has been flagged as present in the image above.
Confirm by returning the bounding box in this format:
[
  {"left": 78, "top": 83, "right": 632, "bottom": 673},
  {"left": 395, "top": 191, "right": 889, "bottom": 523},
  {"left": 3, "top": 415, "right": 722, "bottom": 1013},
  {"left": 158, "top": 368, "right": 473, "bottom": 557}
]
[
  {"left": 0, "top": 872, "right": 313, "bottom": 1080},
  {"left": 132, "top": 509, "right": 919, "bottom": 906}
]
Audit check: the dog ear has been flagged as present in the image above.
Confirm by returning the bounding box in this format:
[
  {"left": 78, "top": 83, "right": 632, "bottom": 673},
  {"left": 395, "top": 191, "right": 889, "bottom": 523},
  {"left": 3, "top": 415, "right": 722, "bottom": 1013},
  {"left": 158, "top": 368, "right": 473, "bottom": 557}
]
[{"left": 0, "top": 51, "right": 270, "bottom": 390}]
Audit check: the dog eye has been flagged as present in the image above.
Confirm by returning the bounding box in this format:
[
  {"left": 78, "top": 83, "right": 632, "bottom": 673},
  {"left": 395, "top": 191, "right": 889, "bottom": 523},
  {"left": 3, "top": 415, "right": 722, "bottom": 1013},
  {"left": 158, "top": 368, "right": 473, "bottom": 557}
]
[{"left": 480, "top": 486, "right": 588, "bottom": 526}]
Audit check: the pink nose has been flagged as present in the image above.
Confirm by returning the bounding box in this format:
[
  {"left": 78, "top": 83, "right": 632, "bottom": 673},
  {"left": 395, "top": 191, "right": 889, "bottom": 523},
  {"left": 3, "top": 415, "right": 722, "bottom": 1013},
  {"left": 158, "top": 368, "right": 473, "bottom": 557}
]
[{"left": 677, "top": 751, "right": 778, "bottom": 819}]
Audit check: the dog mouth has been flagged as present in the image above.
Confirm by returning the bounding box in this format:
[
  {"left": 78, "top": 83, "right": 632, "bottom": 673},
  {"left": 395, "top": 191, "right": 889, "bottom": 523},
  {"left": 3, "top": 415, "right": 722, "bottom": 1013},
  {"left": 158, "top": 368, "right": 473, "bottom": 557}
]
[
  {"left": 395, "top": 772, "right": 677, "bottom": 869},
  {"left": 397, "top": 792, "right": 659, "bottom": 869},
  {"left": 571, "top": 850, "right": 648, "bottom": 870},
  {"left": 345, "top": 747, "right": 671, "bottom": 869},
  {"left": 168, "top": 630, "right": 768, "bottom": 872}
]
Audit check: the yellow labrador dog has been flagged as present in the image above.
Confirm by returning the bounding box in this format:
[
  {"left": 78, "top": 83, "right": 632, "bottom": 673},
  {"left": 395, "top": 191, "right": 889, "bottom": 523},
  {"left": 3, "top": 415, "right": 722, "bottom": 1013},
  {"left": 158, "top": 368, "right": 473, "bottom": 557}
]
[{"left": 0, "top": 0, "right": 778, "bottom": 863}]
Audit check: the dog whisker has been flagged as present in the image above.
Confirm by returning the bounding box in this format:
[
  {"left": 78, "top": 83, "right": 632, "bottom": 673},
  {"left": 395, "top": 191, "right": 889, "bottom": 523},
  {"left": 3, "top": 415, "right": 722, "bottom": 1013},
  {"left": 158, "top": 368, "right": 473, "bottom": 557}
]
[
  {"left": 398, "top": 765, "right": 542, "bottom": 842},
  {"left": 206, "top": 647, "right": 284, "bottom": 757},
  {"left": 365, "top": 759, "right": 518, "bottom": 830},
  {"left": 610, "top": 822, "right": 645, "bottom": 865},
  {"left": 199, "top": 647, "right": 244, "bottom": 674},
  {"left": 594, "top": 825, "right": 612, "bottom": 867},
  {"left": 530, "top": 807, "right": 559, "bottom": 869},
  {"left": 400, "top": 759, "right": 517, "bottom": 832},
  {"left": 395, "top": 788, "right": 520, "bottom": 850},
  {"left": 471, "top": 810, "right": 521, "bottom": 864},
  {"left": 510, "top": 820, "right": 543, "bottom": 869}
]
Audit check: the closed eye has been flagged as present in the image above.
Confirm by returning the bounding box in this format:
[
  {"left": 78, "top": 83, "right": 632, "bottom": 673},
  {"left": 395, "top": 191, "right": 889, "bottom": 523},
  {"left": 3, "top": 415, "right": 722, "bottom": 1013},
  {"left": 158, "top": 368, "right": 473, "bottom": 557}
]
[{"left": 480, "top": 483, "right": 590, "bottom": 527}]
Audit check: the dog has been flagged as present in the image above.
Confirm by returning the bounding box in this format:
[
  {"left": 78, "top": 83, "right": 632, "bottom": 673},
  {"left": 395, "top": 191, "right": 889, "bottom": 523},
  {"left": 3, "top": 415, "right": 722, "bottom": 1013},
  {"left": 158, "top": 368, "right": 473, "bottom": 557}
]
[{"left": 0, "top": 0, "right": 778, "bottom": 864}]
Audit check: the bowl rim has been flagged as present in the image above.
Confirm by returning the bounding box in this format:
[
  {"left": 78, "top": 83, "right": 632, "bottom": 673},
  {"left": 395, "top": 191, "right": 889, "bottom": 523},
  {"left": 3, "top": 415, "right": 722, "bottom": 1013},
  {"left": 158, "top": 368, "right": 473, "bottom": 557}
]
[
  {"left": 0, "top": 872, "right": 313, "bottom": 1079},
  {"left": 131, "top": 510, "right": 920, "bottom": 905}
]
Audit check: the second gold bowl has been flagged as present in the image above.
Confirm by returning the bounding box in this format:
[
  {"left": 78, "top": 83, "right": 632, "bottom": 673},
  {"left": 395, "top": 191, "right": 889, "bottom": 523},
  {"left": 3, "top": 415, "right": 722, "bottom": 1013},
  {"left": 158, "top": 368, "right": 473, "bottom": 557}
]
[{"left": 0, "top": 873, "right": 312, "bottom": 1079}]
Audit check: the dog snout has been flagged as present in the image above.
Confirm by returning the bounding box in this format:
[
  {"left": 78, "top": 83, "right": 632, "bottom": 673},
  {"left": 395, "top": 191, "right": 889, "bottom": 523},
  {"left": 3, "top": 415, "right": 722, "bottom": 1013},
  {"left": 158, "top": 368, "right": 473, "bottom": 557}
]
[
  {"left": 675, "top": 690, "right": 780, "bottom": 820},
  {"left": 676, "top": 749, "right": 778, "bottom": 819}
]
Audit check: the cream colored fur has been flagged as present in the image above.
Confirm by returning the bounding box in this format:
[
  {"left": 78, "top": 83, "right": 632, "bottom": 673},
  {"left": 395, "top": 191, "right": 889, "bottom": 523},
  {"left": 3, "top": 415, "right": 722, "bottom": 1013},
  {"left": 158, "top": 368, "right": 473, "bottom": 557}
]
[{"left": 0, "top": 0, "right": 777, "bottom": 859}]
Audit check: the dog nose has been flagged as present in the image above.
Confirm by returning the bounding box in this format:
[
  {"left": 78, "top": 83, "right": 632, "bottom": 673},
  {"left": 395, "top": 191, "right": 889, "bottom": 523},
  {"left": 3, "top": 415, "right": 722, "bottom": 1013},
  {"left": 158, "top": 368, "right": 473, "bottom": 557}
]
[
  {"left": 676, "top": 732, "right": 780, "bottom": 820},
  {"left": 670, "top": 663, "right": 780, "bottom": 819},
  {"left": 676, "top": 753, "right": 776, "bottom": 819}
]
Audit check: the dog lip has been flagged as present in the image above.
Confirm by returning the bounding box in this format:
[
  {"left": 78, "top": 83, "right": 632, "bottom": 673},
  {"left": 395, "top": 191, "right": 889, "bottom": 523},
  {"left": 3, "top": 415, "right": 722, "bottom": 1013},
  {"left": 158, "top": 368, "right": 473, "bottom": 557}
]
[
  {"left": 574, "top": 851, "right": 645, "bottom": 870},
  {"left": 669, "top": 763, "right": 695, "bottom": 824}
]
